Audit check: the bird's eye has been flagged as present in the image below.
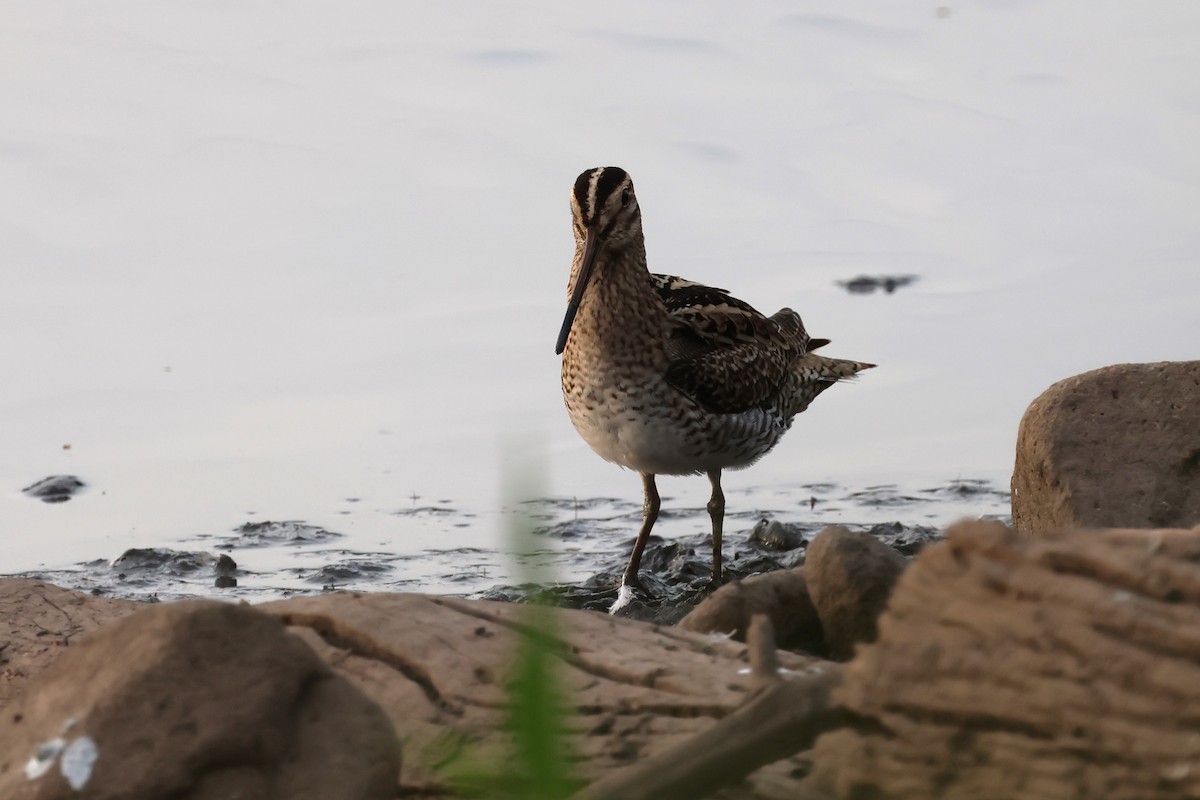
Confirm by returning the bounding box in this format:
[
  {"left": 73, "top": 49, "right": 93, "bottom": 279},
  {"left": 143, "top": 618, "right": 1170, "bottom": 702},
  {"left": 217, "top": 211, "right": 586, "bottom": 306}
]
[{"left": 621, "top": 189, "right": 630, "bottom": 207}]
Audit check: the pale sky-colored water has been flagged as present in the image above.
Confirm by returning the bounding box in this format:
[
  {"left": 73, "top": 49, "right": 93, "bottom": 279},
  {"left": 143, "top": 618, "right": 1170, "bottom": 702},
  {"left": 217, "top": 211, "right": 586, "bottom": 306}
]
[{"left": 3, "top": 1, "right": 1199, "bottom": 584}]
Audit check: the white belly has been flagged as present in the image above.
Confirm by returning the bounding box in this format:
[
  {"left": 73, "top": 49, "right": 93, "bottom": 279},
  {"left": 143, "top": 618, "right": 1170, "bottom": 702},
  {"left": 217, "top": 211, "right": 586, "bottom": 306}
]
[{"left": 564, "top": 385, "right": 790, "bottom": 475}]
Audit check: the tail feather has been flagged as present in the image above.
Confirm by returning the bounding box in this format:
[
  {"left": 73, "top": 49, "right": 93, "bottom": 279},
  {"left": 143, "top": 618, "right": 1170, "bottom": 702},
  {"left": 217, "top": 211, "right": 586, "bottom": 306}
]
[
  {"left": 798, "top": 354, "right": 875, "bottom": 382},
  {"left": 785, "top": 354, "right": 874, "bottom": 416}
]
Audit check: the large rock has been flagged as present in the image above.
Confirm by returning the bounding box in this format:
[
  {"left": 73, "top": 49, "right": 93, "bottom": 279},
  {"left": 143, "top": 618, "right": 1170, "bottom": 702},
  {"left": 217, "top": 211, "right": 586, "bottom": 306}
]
[
  {"left": 809, "top": 520, "right": 1200, "bottom": 799},
  {"left": 677, "top": 568, "right": 826, "bottom": 655},
  {"left": 1012, "top": 361, "right": 1200, "bottom": 535},
  {"left": 0, "top": 599, "right": 398, "bottom": 800},
  {"left": 0, "top": 580, "right": 140, "bottom": 709},
  {"left": 804, "top": 526, "right": 907, "bottom": 661}
]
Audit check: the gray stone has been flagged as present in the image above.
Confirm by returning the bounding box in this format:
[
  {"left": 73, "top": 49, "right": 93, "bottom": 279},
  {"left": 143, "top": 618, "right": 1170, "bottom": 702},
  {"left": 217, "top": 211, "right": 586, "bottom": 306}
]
[{"left": 1012, "top": 361, "right": 1200, "bottom": 535}]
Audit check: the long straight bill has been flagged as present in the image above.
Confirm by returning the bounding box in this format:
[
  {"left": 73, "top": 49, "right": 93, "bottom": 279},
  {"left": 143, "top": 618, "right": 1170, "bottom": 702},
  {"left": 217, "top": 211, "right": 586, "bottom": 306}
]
[{"left": 555, "top": 225, "right": 601, "bottom": 355}]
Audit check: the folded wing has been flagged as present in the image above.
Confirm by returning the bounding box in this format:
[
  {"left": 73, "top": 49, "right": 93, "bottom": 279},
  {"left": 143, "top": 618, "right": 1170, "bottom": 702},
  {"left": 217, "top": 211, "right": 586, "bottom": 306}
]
[{"left": 651, "top": 273, "right": 831, "bottom": 414}]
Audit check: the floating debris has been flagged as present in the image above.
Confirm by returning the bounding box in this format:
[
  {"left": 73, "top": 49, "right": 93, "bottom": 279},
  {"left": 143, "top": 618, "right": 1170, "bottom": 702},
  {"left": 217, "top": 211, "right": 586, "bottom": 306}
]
[
  {"left": 920, "top": 478, "right": 1011, "bottom": 500},
  {"left": 22, "top": 475, "right": 86, "bottom": 504},
  {"left": 392, "top": 505, "right": 472, "bottom": 519},
  {"left": 297, "top": 560, "right": 394, "bottom": 584},
  {"left": 844, "top": 485, "right": 926, "bottom": 507},
  {"left": 112, "top": 548, "right": 211, "bottom": 576},
  {"left": 836, "top": 274, "right": 919, "bottom": 295},
  {"left": 224, "top": 520, "right": 343, "bottom": 548}
]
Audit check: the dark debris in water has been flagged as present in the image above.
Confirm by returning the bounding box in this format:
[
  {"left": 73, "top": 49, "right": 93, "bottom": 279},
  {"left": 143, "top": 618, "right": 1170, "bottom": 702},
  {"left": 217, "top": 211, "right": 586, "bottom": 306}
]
[
  {"left": 836, "top": 274, "right": 919, "bottom": 295},
  {"left": 22, "top": 475, "right": 86, "bottom": 504},
  {"left": 921, "top": 478, "right": 1011, "bottom": 500},
  {"left": 27, "top": 547, "right": 243, "bottom": 598},
  {"left": 521, "top": 496, "right": 640, "bottom": 513},
  {"left": 533, "top": 518, "right": 629, "bottom": 540},
  {"left": 747, "top": 519, "right": 809, "bottom": 551},
  {"left": 477, "top": 519, "right": 945, "bottom": 626},
  {"left": 293, "top": 559, "right": 394, "bottom": 585},
  {"left": 869, "top": 521, "right": 941, "bottom": 557},
  {"left": 392, "top": 505, "right": 474, "bottom": 518},
  {"left": 223, "top": 520, "right": 343, "bottom": 548},
  {"left": 845, "top": 485, "right": 926, "bottom": 507},
  {"left": 7, "top": 476, "right": 1009, "bottom": 607},
  {"left": 112, "top": 548, "right": 211, "bottom": 575}
]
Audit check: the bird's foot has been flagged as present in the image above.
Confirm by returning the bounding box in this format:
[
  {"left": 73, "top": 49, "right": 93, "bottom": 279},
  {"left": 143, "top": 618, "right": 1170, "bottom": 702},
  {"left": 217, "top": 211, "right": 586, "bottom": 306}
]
[
  {"left": 618, "top": 572, "right": 649, "bottom": 595},
  {"left": 609, "top": 573, "right": 649, "bottom": 615},
  {"left": 694, "top": 571, "right": 727, "bottom": 596}
]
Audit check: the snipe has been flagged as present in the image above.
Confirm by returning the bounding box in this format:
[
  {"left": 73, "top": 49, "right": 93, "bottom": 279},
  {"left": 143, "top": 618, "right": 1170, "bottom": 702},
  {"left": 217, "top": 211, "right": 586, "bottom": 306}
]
[{"left": 557, "top": 166, "right": 873, "bottom": 602}]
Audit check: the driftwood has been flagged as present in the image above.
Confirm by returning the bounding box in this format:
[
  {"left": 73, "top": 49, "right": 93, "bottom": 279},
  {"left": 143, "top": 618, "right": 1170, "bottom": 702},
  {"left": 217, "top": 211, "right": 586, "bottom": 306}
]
[
  {"left": 575, "top": 615, "right": 842, "bottom": 800},
  {"left": 264, "top": 593, "right": 835, "bottom": 798},
  {"left": 810, "top": 520, "right": 1200, "bottom": 800}
]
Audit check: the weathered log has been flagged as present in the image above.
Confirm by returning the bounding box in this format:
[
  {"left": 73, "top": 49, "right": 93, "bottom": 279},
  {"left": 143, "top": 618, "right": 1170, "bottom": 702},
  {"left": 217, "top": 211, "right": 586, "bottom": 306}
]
[
  {"left": 747, "top": 614, "right": 780, "bottom": 689},
  {"left": 574, "top": 615, "right": 842, "bottom": 800},
  {"left": 2, "top": 581, "right": 834, "bottom": 798},
  {"left": 264, "top": 593, "right": 833, "bottom": 798},
  {"left": 809, "top": 520, "right": 1200, "bottom": 799}
]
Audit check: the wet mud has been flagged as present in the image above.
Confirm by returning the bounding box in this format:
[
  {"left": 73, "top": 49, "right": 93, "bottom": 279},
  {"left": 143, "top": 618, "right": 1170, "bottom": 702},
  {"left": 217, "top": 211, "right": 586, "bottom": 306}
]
[
  {"left": 9, "top": 478, "right": 1010, "bottom": 611},
  {"left": 478, "top": 520, "right": 943, "bottom": 626}
]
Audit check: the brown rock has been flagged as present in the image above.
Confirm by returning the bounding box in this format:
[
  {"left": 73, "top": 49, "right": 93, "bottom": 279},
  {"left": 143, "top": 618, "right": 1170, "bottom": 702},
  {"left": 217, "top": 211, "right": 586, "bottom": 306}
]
[
  {"left": 1012, "top": 360, "right": 1200, "bottom": 535},
  {"left": 0, "top": 599, "right": 398, "bottom": 800},
  {"left": 0, "top": 579, "right": 139, "bottom": 710},
  {"left": 809, "top": 520, "right": 1200, "bottom": 799},
  {"left": 804, "top": 526, "right": 907, "bottom": 661},
  {"left": 677, "top": 568, "right": 826, "bottom": 655}
]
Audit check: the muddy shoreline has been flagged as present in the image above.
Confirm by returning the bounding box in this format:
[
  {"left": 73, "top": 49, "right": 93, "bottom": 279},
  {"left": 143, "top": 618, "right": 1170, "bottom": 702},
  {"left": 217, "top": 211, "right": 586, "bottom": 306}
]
[{"left": 8, "top": 477, "right": 1011, "bottom": 622}]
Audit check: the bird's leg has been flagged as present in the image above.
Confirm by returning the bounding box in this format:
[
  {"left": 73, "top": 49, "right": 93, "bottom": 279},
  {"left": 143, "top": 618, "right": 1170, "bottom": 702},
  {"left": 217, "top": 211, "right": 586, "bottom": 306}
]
[
  {"left": 620, "top": 472, "right": 659, "bottom": 592},
  {"left": 706, "top": 469, "right": 725, "bottom": 589}
]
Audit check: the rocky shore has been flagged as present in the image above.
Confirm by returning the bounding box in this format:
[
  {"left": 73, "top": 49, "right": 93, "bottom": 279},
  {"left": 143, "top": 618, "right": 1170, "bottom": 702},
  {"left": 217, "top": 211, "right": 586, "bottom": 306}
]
[{"left": 2, "top": 361, "right": 1198, "bottom": 799}]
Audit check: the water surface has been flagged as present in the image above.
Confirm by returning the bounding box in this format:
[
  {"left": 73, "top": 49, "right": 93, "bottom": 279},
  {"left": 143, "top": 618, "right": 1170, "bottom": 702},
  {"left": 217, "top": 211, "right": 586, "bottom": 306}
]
[{"left": 3, "top": 2, "right": 1198, "bottom": 592}]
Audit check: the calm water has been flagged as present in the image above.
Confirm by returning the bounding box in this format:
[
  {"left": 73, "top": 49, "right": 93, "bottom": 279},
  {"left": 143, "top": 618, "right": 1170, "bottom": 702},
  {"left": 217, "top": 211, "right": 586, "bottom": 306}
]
[{"left": 3, "top": 1, "right": 1198, "bottom": 595}]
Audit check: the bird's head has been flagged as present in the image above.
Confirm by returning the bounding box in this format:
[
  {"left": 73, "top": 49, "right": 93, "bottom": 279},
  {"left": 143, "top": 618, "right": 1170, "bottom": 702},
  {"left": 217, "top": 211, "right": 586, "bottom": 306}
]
[{"left": 557, "top": 166, "right": 642, "bottom": 354}]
